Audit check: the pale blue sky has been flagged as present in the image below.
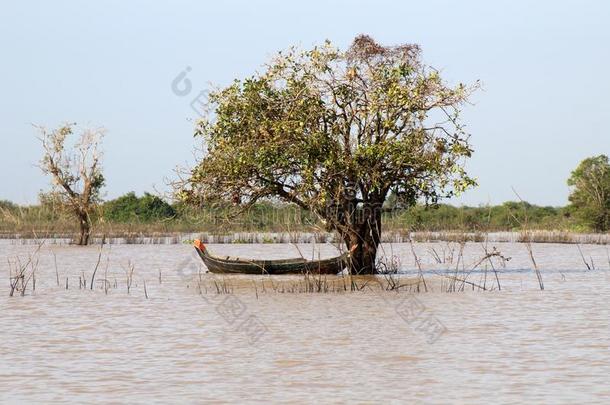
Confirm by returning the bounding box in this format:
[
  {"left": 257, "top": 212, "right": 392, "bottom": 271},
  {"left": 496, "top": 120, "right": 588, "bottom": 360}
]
[{"left": 1, "top": 0, "right": 608, "bottom": 206}]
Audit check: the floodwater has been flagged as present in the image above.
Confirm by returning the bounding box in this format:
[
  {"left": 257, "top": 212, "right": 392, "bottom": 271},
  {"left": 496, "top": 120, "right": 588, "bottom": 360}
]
[{"left": 1, "top": 241, "right": 609, "bottom": 404}]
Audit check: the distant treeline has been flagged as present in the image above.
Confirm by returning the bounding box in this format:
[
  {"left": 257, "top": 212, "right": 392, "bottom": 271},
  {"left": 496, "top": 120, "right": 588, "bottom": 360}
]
[{"left": 0, "top": 192, "right": 586, "bottom": 236}]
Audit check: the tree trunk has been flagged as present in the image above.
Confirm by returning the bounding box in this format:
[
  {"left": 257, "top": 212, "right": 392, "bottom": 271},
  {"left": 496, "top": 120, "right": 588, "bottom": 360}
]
[
  {"left": 343, "top": 205, "right": 382, "bottom": 275},
  {"left": 345, "top": 236, "right": 378, "bottom": 274},
  {"left": 77, "top": 213, "right": 91, "bottom": 245}
]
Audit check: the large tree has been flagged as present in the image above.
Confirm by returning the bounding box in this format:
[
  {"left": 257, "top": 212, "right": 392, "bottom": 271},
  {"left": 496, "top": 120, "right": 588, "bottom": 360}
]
[
  {"left": 38, "top": 123, "right": 105, "bottom": 245},
  {"left": 567, "top": 155, "right": 610, "bottom": 232},
  {"left": 180, "top": 35, "right": 478, "bottom": 273}
]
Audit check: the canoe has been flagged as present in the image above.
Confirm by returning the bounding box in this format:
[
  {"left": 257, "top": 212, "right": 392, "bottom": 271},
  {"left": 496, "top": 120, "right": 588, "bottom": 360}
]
[{"left": 193, "top": 239, "right": 349, "bottom": 275}]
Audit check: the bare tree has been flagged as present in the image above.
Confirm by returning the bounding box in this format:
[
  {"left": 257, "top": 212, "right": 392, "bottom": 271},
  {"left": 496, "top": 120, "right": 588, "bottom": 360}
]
[{"left": 37, "top": 123, "right": 105, "bottom": 245}]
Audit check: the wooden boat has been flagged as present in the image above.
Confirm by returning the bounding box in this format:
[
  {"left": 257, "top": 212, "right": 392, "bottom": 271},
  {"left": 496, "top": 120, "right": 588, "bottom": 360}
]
[{"left": 193, "top": 239, "right": 349, "bottom": 275}]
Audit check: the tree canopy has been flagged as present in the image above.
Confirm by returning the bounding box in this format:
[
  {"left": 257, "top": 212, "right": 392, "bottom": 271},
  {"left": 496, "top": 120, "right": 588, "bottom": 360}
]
[
  {"left": 567, "top": 155, "right": 610, "bottom": 232},
  {"left": 180, "top": 35, "right": 478, "bottom": 273}
]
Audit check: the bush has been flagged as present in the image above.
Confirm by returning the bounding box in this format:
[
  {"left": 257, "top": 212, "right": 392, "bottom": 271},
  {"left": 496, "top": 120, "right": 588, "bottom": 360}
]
[
  {"left": 103, "top": 192, "right": 176, "bottom": 223},
  {"left": 0, "top": 200, "right": 17, "bottom": 211},
  {"left": 382, "top": 201, "right": 569, "bottom": 231}
]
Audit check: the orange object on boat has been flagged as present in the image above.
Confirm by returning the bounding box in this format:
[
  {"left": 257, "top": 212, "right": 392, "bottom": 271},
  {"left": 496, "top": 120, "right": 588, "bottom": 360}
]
[{"left": 193, "top": 239, "right": 206, "bottom": 252}]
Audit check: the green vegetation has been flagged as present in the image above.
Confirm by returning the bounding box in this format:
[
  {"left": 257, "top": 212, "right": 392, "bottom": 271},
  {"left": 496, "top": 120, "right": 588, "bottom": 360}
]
[
  {"left": 0, "top": 195, "right": 579, "bottom": 238},
  {"left": 0, "top": 200, "right": 17, "bottom": 211},
  {"left": 103, "top": 192, "right": 176, "bottom": 223},
  {"left": 179, "top": 35, "right": 479, "bottom": 273},
  {"left": 4, "top": 154, "right": 606, "bottom": 240},
  {"left": 13, "top": 37, "right": 609, "bottom": 248},
  {"left": 386, "top": 202, "right": 569, "bottom": 231},
  {"left": 567, "top": 154, "right": 610, "bottom": 232}
]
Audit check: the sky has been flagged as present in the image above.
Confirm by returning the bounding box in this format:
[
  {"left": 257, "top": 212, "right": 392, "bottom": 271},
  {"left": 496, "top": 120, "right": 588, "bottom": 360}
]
[{"left": 0, "top": 0, "right": 608, "bottom": 206}]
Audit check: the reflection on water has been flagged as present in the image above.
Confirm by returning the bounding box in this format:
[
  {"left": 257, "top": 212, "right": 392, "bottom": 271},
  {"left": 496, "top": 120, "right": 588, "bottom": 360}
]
[{"left": 1, "top": 241, "right": 609, "bottom": 403}]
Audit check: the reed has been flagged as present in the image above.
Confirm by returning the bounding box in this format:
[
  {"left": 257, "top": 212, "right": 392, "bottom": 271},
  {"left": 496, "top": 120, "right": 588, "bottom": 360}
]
[
  {"left": 9, "top": 232, "right": 605, "bottom": 298},
  {"left": 188, "top": 235, "right": 552, "bottom": 296},
  {"left": 123, "top": 261, "right": 135, "bottom": 294},
  {"left": 2, "top": 229, "right": 610, "bottom": 245},
  {"left": 7, "top": 241, "right": 44, "bottom": 297}
]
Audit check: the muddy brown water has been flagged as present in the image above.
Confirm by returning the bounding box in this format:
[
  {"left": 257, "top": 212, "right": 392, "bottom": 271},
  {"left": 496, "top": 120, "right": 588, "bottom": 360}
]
[{"left": 1, "top": 241, "right": 609, "bottom": 404}]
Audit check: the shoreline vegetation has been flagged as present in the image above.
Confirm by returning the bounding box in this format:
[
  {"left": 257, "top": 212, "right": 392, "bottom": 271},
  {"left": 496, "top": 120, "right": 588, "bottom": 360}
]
[
  {"left": 4, "top": 231, "right": 610, "bottom": 245},
  {"left": 1, "top": 197, "right": 608, "bottom": 245}
]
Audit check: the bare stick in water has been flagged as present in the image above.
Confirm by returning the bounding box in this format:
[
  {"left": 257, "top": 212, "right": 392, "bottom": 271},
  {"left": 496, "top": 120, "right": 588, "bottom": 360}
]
[
  {"left": 524, "top": 237, "right": 544, "bottom": 290},
  {"left": 409, "top": 239, "right": 428, "bottom": 292},
  {"left": 510, "top": 188, "right": 544, "bottom": 290},
  {"left": 576, "top": 244, "right": 591, "bottom": 270},
  {"left": 90, "top": 238, "right": 105, "bottom": 290},
  {"left": 53, "top": 251, "right": 59, "bottom": 287}
]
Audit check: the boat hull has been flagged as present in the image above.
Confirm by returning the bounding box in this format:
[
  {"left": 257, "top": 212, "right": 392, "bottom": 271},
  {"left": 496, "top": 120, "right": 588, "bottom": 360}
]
[{"left": 194, "top": 245, "right": 347, "bottom": 275}]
